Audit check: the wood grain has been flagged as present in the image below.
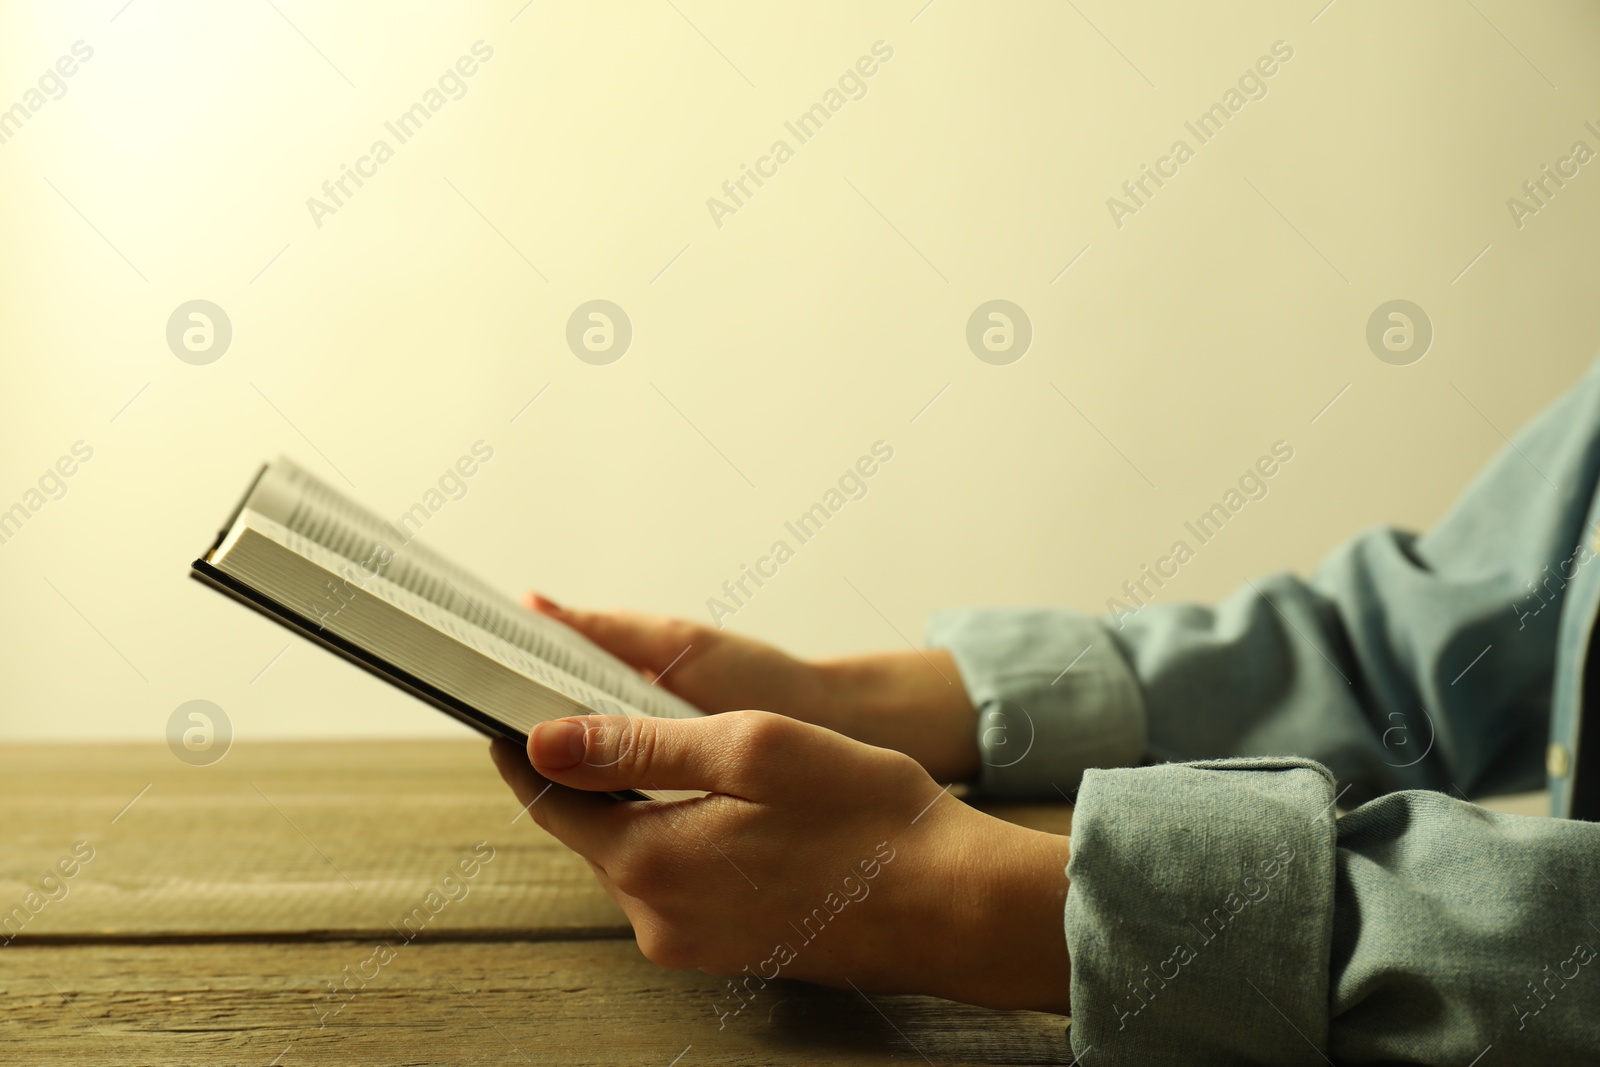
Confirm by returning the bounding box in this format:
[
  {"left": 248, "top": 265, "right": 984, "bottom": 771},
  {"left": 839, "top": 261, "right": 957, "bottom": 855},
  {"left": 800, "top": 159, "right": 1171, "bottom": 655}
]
[
  {"left": 0, "top": 741, "right": 1076, "bottom": 1064},
  {"left": 0, "top": 741, "right": 1072, "bottom": 941},
  {"left": 2, "top": 939, "right": 1071, "bottom": 1066},
  {"left": 0, "top": 739, "right": 629, "bottom": 941}
]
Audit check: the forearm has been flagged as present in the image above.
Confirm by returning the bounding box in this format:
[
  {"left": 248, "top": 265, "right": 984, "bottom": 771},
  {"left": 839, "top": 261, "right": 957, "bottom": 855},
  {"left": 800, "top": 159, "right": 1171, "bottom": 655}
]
[{"left": 813, "top": 649, "right": 980, "bottom": 782}]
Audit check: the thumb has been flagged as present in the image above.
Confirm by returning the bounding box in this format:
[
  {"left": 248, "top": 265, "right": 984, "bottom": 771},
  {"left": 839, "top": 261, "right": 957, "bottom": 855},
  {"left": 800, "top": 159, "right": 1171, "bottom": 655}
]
[
  {"left": 525, "top": 593, "right": 699, "bottom": 675},
  {"left": 528, "top": 712, "right": 788, "bottom": 799}
]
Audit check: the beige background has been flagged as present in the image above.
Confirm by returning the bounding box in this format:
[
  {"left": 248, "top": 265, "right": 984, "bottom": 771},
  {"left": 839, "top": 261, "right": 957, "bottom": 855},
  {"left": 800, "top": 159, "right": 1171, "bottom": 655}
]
[{"left": 1, "top": 1, "right": 1596, "bottom": 743}]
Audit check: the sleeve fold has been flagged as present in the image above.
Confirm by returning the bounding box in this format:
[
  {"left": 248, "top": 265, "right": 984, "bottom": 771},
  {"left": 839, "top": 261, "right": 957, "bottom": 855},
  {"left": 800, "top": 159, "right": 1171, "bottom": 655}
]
[
  {"left": 1066, "top": 760, "right": 1600, "bottom": 1064},
  {"left": 1065, "top": 757, "right": 1338, "bottom": 1065},
  {"left": 925, "top": 607, "right": 1146, "bottom": 798}
]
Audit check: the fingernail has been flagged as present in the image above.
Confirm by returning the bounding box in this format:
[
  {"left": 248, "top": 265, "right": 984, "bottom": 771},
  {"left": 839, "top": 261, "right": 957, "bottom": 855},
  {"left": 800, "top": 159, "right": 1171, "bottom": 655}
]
[
  {"left": 531, "top": 720, "right": 586, "bottom": 770},
  {"left": 535, "top": 593, "right": 563, "bottom": 612}
]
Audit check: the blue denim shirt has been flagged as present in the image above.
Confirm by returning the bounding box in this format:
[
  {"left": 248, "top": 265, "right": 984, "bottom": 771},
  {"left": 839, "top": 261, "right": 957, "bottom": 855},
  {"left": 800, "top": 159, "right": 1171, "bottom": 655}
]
[{"left": 928, "top": 356, "right": 1600, "bottom": 1063}]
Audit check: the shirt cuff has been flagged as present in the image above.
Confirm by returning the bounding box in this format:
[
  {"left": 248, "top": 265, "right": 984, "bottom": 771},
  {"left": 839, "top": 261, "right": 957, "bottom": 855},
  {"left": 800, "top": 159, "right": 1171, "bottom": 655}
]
[
  {"left": 1064, "top": 757, "right": 1338, "bottom": 1064},
  {"left": 925, "top": 607, "right": 1147, "bottom": 799}
]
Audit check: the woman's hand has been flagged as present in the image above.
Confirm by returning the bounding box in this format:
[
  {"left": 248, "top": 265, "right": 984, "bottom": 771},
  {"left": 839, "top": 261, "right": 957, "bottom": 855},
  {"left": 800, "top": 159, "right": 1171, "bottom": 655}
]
[
  {"left": 525, "top": 593, "right": 981, "bottom": 782},
  {"left": 489, "top": 712, "right": 1070, "bottom": 1014}
]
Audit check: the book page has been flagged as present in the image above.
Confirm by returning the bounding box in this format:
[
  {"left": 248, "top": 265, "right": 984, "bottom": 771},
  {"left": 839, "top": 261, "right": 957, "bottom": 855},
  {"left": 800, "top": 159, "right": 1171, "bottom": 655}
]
[
  {"left": 220, "top": 514, "right": 665, "bottom": 732},
  {"left": 242, "top": 460, "right": 701, "bottom": 722}
]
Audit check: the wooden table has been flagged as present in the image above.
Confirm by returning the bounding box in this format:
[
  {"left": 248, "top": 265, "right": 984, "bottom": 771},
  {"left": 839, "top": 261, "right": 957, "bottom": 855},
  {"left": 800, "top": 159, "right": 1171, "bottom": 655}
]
[{"left": 1, "top": 740, "right": 1073, "bottom": 1065}]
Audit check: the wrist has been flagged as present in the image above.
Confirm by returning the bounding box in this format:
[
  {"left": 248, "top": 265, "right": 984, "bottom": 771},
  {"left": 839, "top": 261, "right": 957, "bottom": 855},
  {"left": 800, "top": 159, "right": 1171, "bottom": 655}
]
[
  {"left": 812, "top": 652, "right": 979, "bottom": 781},
  {"left": 885, "top": 804, "right": 1070, "bottom": 1012},
  {"left": 953, "top": 816, "right": 1072, "bottom": 1012}
]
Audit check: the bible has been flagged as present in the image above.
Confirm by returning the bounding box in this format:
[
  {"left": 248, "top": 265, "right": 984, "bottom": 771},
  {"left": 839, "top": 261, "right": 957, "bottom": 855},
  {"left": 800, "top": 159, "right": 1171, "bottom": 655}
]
[{"left": 191, "top": 458, "right": 704, "bottom": 800}]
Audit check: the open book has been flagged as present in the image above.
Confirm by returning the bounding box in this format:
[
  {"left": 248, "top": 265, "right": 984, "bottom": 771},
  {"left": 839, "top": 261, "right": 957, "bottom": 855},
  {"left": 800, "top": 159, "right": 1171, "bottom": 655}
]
[{"left": 191, "top": 459, "right": 703, "bottom": 799}]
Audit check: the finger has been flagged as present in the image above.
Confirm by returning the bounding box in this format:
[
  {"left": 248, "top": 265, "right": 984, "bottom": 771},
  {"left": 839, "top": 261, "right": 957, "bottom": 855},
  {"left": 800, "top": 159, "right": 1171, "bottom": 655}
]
[
  {"left": 528, "top": 711, "right": 801, "bottom": 799},
  {"left": 490, "top": 737, "right": 548, "bottom": 809},
  {"left": 526, "top": 594, "right": 662, "bottom": 677},
  {"left": 523, "top": 595, "right": 698, "bottom": 674},
  {"left": 492, "top": 735, "right": 643, "bottom": 857},
  {"left": 524, "top": 592, "right": 563, "bottom": 616},
  {"left": 489, "top": 739, "right": 608, "bottom": 825}
]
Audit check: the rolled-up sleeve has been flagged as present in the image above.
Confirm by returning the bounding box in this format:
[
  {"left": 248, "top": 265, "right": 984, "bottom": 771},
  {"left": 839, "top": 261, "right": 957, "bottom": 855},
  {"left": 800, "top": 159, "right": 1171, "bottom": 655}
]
[
  {"left": 1066, "top": 759, "right": 1600, "bottom": 1064},
  {"left": 925, "top": 607, "right": 1146, "bottom": 798},
  {"left": 927, "top": 356, "right": 1600, "bottom": 806}
]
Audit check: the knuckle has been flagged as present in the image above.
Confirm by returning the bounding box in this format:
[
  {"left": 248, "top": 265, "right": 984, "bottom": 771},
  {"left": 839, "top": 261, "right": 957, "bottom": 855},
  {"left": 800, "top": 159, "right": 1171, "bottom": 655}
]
[
  {"left": 612, "top": 847, "right": 672, "bottom": 897},
  {"left": 614, "top": 716, "right": 658, "bottom": 775},
  {"left": 586, "top": 716, "right": 643, "bottom": 771},
  {"left": 863, "top": 740, "right": 927, "bottom": 792},
  {"left": 664, "top": 617, "right": 705, "bottom": 647},
  {"left": 721, "top": 709, "right": 788, "bottom": 764},
  {"left": 886, "top": 749, "right": 929, "bottom": 791},
  {"left": 635, "top": 923, "right": 695, "bottom": 970}
]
